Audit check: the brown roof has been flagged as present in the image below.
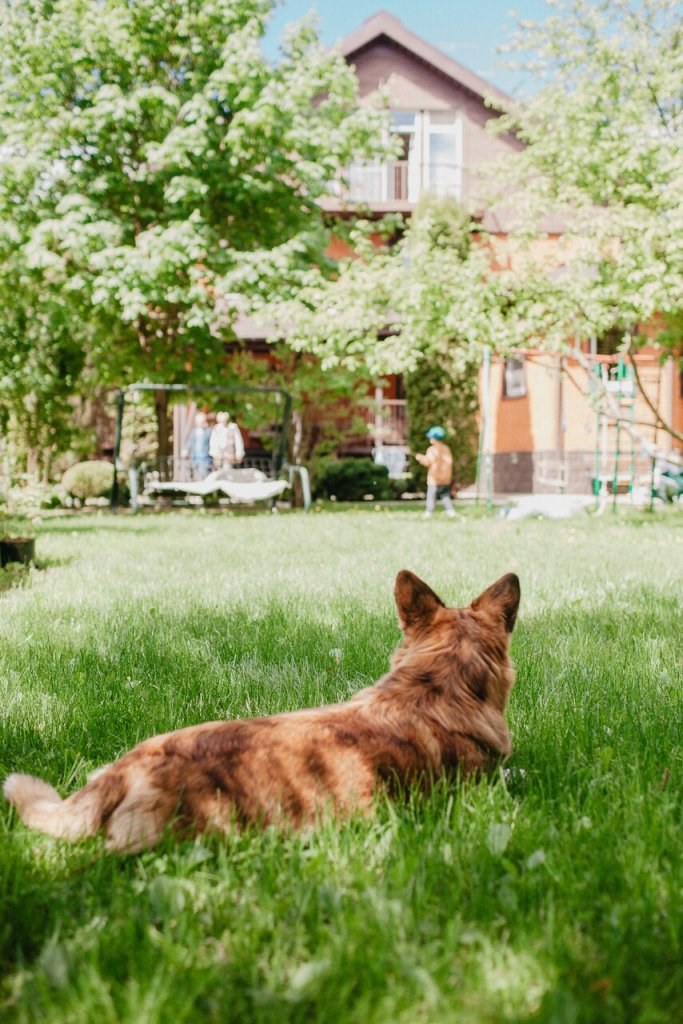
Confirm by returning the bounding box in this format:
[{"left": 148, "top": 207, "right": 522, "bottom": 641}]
[{"left": 336, "top": 10, "right": 511, "bottom": 109}]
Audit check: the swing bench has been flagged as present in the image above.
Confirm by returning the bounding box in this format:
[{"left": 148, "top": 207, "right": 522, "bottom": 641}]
[{"left": 111, "top": 383, "right": 311, "bottom": 512}]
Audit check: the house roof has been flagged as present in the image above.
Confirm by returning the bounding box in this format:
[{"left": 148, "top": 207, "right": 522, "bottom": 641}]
[{"left": 336, "top": 10, "right": 511, "bottom": 109}]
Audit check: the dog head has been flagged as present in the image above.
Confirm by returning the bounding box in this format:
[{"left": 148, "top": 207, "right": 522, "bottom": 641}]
[{"left": 393, "top": 570, "right": 520, "bottom": 711}]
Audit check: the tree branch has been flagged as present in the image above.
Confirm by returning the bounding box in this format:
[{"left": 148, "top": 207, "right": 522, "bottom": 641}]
[{"left": 626, "top": 344, "right": 683, "bottom": 444}]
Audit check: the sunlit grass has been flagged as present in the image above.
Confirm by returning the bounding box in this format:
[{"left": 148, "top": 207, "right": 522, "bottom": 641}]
[{"left": 1, "top": 507, "right": 682, "bottom": 1023}]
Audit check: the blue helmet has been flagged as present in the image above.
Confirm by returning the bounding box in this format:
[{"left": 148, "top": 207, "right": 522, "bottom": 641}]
[{"left": 426, "top": 426, "right": 446, "bottom": 440}]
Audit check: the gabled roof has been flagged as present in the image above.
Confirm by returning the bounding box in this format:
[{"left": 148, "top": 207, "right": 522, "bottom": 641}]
[{"left": 337, "top": 10, "right": 511, "bottom": 109}]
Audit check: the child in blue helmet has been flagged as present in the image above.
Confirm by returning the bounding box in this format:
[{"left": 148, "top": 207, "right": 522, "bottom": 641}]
[{"left": 415, "top": 426, "right": 457, "bottom": 518}]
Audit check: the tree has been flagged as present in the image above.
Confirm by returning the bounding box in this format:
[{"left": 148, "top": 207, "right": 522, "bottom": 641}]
[
  {"left": 276, "top": 196, "right": 484, "bottom": 485},
  {"left": 0, "top": 227, "right": 87, "bottom": 478},
  {"left": 276, "top": 197, "right": 500, "bottom": 376},
  {"left": 209, "top": 344, "right": 375, "bottom": 488},
  {"left": 490, "top": 0, "right": 683, "bottom": 346},
  {"left": 486, "top": 0, "right": 683, "bottom": 441},
  {"left": 0, "top": 0, "right": 389, "bottom": 470}
]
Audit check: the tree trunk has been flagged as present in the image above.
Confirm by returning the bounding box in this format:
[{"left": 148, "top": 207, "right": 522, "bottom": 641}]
[
  {"left": 26, "top": 445, "right": 40, "bottom": 479},
  {"left": 291, "top": 409, "right": 303, "bottom": 465},
  {"left": 290, "top": 409, "right": 304, "bottom": 507},
  {"left": 155, "top": 390, "right": 170, "bottom": 473},
  {"left": 43, "top": 446, "right": 53, "bottom": 485}
]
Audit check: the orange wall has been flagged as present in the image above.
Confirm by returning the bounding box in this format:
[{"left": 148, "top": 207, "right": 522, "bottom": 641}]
[
  {"left": 485, "top": 351, "right": 679, "bottom": 456},
  {"left": 672, "top": 367, "right": 683, "bottom": 448}
]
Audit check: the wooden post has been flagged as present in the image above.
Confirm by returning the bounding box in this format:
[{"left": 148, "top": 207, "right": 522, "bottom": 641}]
[{"left": 155, "top": 389, "right": 170, "bottom": 478}]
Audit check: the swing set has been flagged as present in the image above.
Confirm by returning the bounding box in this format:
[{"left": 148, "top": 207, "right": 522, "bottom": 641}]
[
  {"left": 111, "top": 383, "right": 311, "bottom": 512},
  {"left": 591, "top": 358, "right": 637, "bottom": 513}
]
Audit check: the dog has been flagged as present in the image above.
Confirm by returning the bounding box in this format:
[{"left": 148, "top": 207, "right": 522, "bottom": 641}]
[{"left": 4, "top": 570, "right": 520, "bottom": 852}]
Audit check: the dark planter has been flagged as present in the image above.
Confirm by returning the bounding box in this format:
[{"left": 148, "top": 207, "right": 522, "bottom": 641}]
[{"left": 1, "top": 537, "right": 36, "bottom": 567}]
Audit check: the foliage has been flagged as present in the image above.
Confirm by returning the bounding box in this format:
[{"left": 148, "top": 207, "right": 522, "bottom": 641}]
[
  {"left": 0, "top": 231, "right": 87, "bottom": 476},
  {"left": 0, "top": 512, "right": 682, "bottom": 1021},
  {"left": 275, "top": 196, "right": 498, "bottom": 376},
  {"left": 207, "top": 344, "right": 374, "bottom": 474},
  {"left": 406, "top": 361, "right": 479, "bottom": 491},
  {"left": 314, "top": 458, "right": 391, "bottom": 501},
  {"left": 276, "top": 196, "right": 485, "bottom": 483},
  {"left": 0, "top": 0, "right": 391, "bottom": 469},
  {"left": 0, "top": 512, "right": 33, "bottom": 540},
  {"left": 60, "top": 461, "right": 114, "bottom": 500},
  {"left": 485, "top": 0, "right": 683, "bottom": 353},
  {"left": 0, "top": 561, "right": 31, "bottom": 592}
]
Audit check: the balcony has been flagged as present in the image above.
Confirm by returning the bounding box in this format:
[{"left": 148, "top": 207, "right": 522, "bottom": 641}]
[
  {"left": 328, "top": 160, "right": 462, "bottom": 209},
  {"left": 339, "top": 395, "right": 408, "bottom": 463},
  {"left": 362, "top": 396, "right": 408, "bottom": 447}
]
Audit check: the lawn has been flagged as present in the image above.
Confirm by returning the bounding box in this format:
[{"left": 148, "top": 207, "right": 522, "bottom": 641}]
[{"left": 0, "top": 507, "right": 681, "bottom": 1024}]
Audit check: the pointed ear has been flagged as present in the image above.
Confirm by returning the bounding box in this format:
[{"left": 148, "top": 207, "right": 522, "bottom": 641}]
[
  {"left": 471, "top": 573, "right": 520, "bottom": 633},
  {"left": 395, "top": 570, "right": 445, "bottom": 631}
]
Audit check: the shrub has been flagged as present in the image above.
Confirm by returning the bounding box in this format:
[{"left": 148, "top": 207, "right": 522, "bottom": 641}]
[
  {"left": 314, "top": 458, "right": 391, "bottom": 501},
  {"left": 0, "top": 513, "right": 33, "bottom": 539},
  {"left": 61, "top": 461, "right": 114, "bottom": 500}
]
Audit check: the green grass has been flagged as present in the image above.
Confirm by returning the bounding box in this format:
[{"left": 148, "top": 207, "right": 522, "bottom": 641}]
[{"left": 1, "top": 506, "right": 681, "bottom": 1023}]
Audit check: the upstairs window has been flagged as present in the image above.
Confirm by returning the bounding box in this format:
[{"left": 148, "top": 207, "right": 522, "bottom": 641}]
[
  {"left": 503, "top": 357, "right": 527, "bottom": 398},
  {"left": 426, "top": 111, "right": 460, "bottom": 197},
  {"left": 342, "top": 109, "right": 461, "bottom": 204}
]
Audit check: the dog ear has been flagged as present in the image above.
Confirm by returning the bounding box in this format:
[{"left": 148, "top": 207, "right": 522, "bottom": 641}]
[
  {"left": 471, "top": 573, "right": 520, "bottom": 633},
  {"left": 395, "top": 570, "right": 445, "bottom": 631}
]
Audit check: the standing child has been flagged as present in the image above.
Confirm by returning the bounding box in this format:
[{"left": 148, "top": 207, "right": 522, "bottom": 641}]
[{"left": 415, "top": 426, "right": 457, "bottom": 519}]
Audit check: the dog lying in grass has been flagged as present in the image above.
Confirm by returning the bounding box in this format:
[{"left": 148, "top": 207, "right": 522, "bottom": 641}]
[{"left": 4, "top": 570, "right": 520, "bottom": 852}]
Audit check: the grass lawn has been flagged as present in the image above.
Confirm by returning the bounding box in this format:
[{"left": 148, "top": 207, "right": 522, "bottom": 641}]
[{"left": 1, "top": 506, "right": 681, "bottom": 1023}]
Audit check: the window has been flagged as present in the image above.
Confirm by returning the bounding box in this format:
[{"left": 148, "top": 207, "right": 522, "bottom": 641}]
[
  {"left": 390, "top": 111, "right": 417, "bottom": 201},
  {"left": 343, "top": 109, "right": 461, "bottom": 204},
  {"left": 425, "top": 111, "right": 460, "bottom": 197},
  {"left": 503, "top": 358, "right": 527, "bottom": 398}
]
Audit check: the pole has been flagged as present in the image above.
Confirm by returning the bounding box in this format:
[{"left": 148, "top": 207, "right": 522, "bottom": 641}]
[
  {"left": 475, "top": 376, "right": 485, "bottom": 506},
  {"left": 593, "top": 413, "right": 601, "bottom": 510},
  {"left": 592, "top": 365, "right": 601, "bottom": 511},
  {"left": 649, "top": 362, "right": 662, "bottom": 513},
  {"left": 111, "top": 389, "right": 125, "bottom": 510},
  {"left": 275, "top": 391, "right": 293, "bottom": 475},
  {"left": 627, "top": 367, "right": 636, "bottom": 499},
  {"left": 612, "top": 419, "right": 621, "bottom": 514},
  {"left": 478, "top": 347, "right": 493, "bottom": 510}
]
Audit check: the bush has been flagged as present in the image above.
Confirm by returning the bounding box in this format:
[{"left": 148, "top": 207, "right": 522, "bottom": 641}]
[
  {"left": 61, "top": 461, "right": 114, "bottom": 500},
  {"left": 0, "top": 513, "right": 33, "bottom": 539},
  {"left": 314, "top": 458, "right": 391, "bottom": 501}
]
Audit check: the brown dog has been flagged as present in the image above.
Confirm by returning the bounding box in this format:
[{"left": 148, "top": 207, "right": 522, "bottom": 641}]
[{"left": 4, "top": 570, "right": 520, "bottom": 852}]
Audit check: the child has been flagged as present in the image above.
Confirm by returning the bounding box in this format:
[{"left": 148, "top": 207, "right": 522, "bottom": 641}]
[{"left": 414, "top": 426, "right": 457, "bottom": 518}]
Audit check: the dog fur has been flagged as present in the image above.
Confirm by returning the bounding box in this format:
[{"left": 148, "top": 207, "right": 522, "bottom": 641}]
[{"left": 3, "top": 570, "right": 520, "bottom": 852}]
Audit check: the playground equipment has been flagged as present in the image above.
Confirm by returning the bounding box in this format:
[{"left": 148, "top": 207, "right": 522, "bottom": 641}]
[
  {"left": 592, "top": 358, "right": 637, "bottom": 514},
  {"left": 111, "top": 383, "right": 310, "bottom": 512}
]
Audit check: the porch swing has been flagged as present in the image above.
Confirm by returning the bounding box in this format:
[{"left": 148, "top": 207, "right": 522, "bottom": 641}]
[{"left": 111, "top": 383, "right": 310, "bottom": 512}]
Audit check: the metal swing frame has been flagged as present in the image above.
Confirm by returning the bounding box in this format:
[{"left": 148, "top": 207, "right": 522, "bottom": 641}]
[{"left": 111, "top": 382, "right": 310, "bottom": 511}]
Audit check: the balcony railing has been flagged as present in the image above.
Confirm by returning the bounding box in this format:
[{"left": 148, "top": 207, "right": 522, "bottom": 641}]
[
  {"left": 337, "top": 161, "right": 461, "bottom": 204},
  {"left": 362, "top": 398, "right": 408, "bottom": 447}
]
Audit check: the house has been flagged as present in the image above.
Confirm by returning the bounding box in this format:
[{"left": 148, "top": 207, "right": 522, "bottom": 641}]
[
  {"left": 323, "top": 10, "right": 520, "bottom": 216},
  {"left": 316, "top": 11, "right": 682, "bottom": 494}
]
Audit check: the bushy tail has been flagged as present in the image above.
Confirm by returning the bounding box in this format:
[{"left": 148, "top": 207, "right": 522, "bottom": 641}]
[{"left": 4, "top": 771, "right": 120, "bottom": 842}]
